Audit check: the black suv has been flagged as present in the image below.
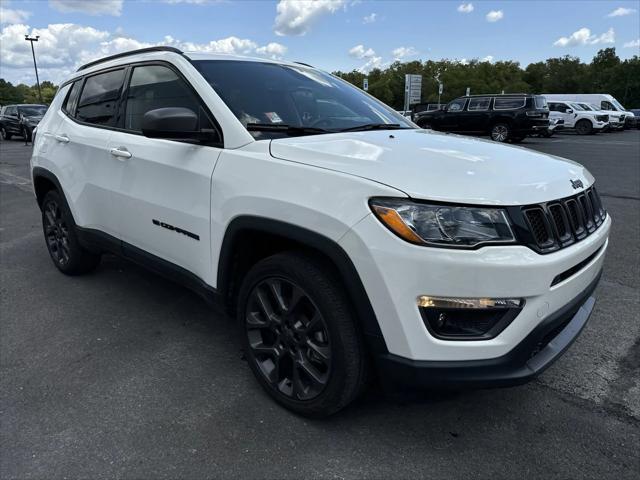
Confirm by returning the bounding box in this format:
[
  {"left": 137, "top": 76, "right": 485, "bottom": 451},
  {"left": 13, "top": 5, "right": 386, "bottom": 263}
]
[
  {"left": 413, "top": 94, "right": 549, "bottom": 142},
  {"left": 0, "top": 104, "right": 48, "bottom": 141}
]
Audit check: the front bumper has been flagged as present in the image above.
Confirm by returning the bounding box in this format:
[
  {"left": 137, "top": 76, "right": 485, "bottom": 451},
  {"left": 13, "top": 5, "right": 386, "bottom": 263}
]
[
  {"left": 375, "top": 270, "right": 600, "bottom": 389},
  {"left": 340, "top": 213, "right": 610, "bottom": 362}
]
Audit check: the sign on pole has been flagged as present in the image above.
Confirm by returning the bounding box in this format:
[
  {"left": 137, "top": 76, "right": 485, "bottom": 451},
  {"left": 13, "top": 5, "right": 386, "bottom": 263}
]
[
  {"left": 466, "top": 87, "right": 470, "bottom": 96},
  {"left": 363, "top": 78, "right": 368, "bottom": 91},
  {"left": 438, "top": 83, "right": 443, "bottom": 95},
  {"left": 404, "top": 74, "right": 422, "bottom": 111}
]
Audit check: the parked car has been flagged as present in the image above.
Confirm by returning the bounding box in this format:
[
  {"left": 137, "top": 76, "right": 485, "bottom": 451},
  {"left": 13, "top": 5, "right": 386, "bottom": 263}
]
[
  {"left": 572, "top": 102, "right": 625, "bottom": 131},
  {"left": 543, "top": 93, "right": 635, "bottom": 130},
  {"left": 413, "top": 94, "right": 550, "bottom": 142},
  {"left": 0, "top": 104, "right": 48, "bottom": 141},
  {"left": 30, "top": 47, "right": 610, "bottom": 417},
  {"left": 547, "top": 101, "right": 608, "bottom": 135}
]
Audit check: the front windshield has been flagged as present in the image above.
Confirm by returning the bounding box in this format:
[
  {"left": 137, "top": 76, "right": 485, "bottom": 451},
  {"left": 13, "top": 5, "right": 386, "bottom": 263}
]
[
  {"left": 193, "top": 60, "right": 413, "bottom": 137},
  {"left": 570, "top": 103, "right": 586, "bottom": 111},
  {"left": 580, "top": 103, "right": 595, "bottom": 111},
  {"left": 611, "top": 98, "right": 626, "bottom": 111},
  {"left": 18, "top": 105, "right": 47, "bottom": 116}
]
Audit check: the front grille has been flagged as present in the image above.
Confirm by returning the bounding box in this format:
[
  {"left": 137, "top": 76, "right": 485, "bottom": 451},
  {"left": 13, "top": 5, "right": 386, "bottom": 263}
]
[{"left": 517, "top": 186, "right": 606, "bottom": 253}]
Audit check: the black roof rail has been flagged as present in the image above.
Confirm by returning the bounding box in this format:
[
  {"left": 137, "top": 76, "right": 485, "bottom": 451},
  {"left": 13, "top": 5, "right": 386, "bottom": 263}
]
[
  {"left": 294, "top": 61, "right": 314, "bottom": 68},
  {"left": 77, "top": 46, "right": 184, "bottom": 72}
]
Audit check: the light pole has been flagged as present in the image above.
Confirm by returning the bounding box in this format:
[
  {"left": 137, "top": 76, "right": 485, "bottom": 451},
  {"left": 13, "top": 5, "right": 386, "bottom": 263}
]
[{"left": 24, "top": 35, "right": 42, "bottom": 103}]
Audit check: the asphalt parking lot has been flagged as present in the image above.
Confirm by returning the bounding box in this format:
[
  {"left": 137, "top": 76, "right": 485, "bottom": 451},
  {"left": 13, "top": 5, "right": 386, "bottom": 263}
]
[{"left": 1, "top": 130, "right": 639, "bottom": 479}]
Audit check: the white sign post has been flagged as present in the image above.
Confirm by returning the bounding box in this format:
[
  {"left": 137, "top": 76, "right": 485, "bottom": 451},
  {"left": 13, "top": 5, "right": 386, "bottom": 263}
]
[
  {"left": 438, "top": 83, "right": 443, "bottom": 107},
  {"left": 363, "top": 78, "right": 368, "bottom": 91},
  {"left": 466, "top": 87, "right": 470, "bottom": 96},
  {"left": 404, "top": 74, "right": 422, "bottom": 112}
]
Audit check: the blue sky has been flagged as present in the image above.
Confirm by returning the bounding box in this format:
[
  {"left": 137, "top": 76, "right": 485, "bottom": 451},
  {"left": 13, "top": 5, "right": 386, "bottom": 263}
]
[{"left": 1, "top": 0, "right": 639, "bottom": 84}]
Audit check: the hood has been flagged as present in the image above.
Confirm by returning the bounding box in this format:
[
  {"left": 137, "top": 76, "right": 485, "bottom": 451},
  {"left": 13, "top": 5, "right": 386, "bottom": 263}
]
[
  {"left": 269, "top": 129, "right": 594, "bottom": 206},
  {"left": 24, "top": 115, "right": 43, "bottom": 124}
]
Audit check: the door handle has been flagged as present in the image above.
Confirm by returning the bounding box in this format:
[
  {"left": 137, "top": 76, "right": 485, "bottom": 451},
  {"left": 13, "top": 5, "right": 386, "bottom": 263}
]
[
  {"left": 54, "top": 134, "right": 70, "bottom": 143},
  {"left": 110, "top": 147, "right": 132, "bottom": 159}
]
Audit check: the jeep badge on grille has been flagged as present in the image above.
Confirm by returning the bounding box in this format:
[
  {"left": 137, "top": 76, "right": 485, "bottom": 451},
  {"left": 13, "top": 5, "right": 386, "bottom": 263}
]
[{"left": 570, "top": 179, "right": 584, "bottom": 189}]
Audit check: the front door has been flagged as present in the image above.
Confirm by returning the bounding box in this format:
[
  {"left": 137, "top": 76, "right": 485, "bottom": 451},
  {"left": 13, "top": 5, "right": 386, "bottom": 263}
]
[
  {"left": 457, "top": 96, "right": 491, "bottom": 133},
  {"left": 107, "top": 63, "right": 223, "bottom": 282},
  {"left": 441, "top": 98, "right": 467, "bottom": 130}
]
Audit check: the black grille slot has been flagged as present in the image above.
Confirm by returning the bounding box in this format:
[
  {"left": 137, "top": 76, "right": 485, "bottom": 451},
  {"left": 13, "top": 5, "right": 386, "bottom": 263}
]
[
  {"left": 517, "top": 187, "right": 606, "bottom": 253},
  {"left": 548, "top": 203, "right": 572, "bottom": 243},
  {"left": 565, "top": 199, "right": 586, "bottom": 239},
  {"left": 578, "top": 194, "right": 595, "bottom": 232},
  {"left": 524, "top": 208, "right": 553, "bottom": 248}
]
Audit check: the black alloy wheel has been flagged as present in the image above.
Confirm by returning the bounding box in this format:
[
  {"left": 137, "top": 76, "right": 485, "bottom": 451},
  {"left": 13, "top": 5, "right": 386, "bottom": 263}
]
[
  {"left": 575, "top": 119, "right": 593, "bottom": 135},
  {"left": 245, "top": 277, "right": 331, "bottom": 401},
  {"left": 43, "top": 198, "right": 71, "bottom": 266},
  {"left": 41, "top": 190, "right": 101, "bottom": 275},
  {"left": 490, "top": 123, "right": 510, "bottom": 142},
  {"left": 1, "top": 126, "right": 10, "bottom": 140}
]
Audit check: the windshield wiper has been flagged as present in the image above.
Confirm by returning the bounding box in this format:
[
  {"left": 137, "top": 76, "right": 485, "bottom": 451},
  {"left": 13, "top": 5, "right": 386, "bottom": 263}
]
[
  {"left": 336, "top": 123, "right": 404, "bottom": 132},
  {"left": 245, "top": 123, "right": 330, "bottom": 135}
]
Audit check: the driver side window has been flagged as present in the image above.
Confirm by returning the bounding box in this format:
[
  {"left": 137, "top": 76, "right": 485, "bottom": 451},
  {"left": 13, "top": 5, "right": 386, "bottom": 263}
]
[{"left": 447, "top": 99, "right": 466, "bottom": 112}]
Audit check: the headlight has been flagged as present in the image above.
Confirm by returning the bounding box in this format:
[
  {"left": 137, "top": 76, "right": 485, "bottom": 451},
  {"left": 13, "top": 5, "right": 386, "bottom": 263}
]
[{"left": 369, "top": 198, "right": 516, "bottom": 248}]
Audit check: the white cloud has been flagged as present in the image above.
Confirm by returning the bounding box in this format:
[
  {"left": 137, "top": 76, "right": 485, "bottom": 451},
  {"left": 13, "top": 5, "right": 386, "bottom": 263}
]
[
  {"left": 274, "top": 0, "right": 345, "bottom": 36},
  {"left": 49, "top": 0, "right": 123, "bottom": 16},
  {"left": 392, "top": 46, "right": 418, "bottom": 60},
  {"left": 357, "top": 56, "right": 384, "bottom": 74},
  {"left": 607, "top": 7, "right": 637, "bottom": 17},
  {"left": 349, "top": 44, "right": 375, "bottom": 59},
  {"left": 553, "top": 27, "right": 615, "bottom": 47},
  {"left": 486, "top": 10, "right": 503, "bottom": 22},
  {"left": 363, "top": 12, "right": 377, "bottom": 24},
  {"left": 457, "top": 3, "right": 474, "bottom": 14},
  {"left": 255, "top": 42, "right": 288, "bottom": 59},
  {"left": 481, "top": 55, "right": 494, "bottom": 62},
  {"left": 0, "top": 5, "right": 32, "bottom": 24},
  {"left": 0, "top": 22, "right": 288, "bottom": 84},
  {"left": 623, "top": 38, "right": 640, "bottom": 48}
]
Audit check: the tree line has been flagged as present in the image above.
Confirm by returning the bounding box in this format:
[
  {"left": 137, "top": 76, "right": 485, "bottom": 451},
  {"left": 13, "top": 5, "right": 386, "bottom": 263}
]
[
  {"left": 1, "top": 48, "right": 638, "bottom": 110},
  {"left": 334, "top": 48, "right": 640, "bottom": 110}
]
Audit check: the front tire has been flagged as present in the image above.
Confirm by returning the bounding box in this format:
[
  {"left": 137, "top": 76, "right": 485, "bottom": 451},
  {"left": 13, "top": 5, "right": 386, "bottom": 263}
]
[
  {"left": 41, "top": 190, "right": 101, "bottom": 275},
  {"left": 237, "top": 252, "right": 367, "bottom": 417},
  {"left": 575, "top": 119, "right": 593, "bottom": 135},
  {"left": 490, "top": 123, "right": 510, "bottom": 142},
  {"left": 1, "top": 126, "right": 11, "bottom": 140}
]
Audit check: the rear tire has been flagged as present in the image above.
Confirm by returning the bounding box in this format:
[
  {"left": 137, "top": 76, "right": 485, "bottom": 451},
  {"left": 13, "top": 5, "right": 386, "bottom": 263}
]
[
  {"left": 575, "top": 119, "right": 593, "bottom": 135},
  {"left": 490, "top": 123, "right": 510, "bottom": 142},
  {"left": 41, "top": 190, "right": 101, "bottom": 275},
  {"left": 237, "top": 252, "right": 368, "bottom": 417}
]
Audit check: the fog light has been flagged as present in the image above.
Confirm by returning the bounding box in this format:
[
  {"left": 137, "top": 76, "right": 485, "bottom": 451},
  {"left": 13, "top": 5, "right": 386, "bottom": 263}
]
[{"left": 417, "top": 296, "right": 524, "bottom": 340}]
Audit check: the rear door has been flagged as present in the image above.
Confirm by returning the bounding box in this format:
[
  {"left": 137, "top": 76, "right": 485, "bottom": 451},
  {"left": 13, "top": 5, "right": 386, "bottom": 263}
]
[
  {"left": 106, "top": 62, "right": 223, "bottom": 281},
  {"left": 458, "top": 96, "right": 491, "bottom": 132},
  {"left": 48, "top": 68, "right": 127, "bottom": 236},
  {"left": 548, "top": 102, "right": 574, "bottom": 127}
]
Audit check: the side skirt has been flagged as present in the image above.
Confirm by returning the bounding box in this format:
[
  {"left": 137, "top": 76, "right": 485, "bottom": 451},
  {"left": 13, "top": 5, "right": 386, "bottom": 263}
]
[{"left": 76, "top": 226, "right": 221, "bottom": 306}]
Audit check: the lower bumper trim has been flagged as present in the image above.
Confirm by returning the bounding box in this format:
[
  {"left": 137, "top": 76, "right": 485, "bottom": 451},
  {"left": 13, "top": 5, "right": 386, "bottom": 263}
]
[{"left": 376, "top": 269, "right": 601, "bottom": 390}]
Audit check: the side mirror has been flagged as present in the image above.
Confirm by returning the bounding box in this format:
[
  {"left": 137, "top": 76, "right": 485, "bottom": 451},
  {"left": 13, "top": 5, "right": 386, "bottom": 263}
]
[
  {"left": 566, "top": 109, "right": 574, "bottom": 114},
  {"left": 141, "top": 107, "right": 215, "bottom": 142}
]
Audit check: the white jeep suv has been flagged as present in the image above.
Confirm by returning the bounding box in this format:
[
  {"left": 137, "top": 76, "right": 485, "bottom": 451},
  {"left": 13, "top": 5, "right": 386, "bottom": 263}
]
[{"left": 30, "top": 47, "right": 610, "bottom": 417}]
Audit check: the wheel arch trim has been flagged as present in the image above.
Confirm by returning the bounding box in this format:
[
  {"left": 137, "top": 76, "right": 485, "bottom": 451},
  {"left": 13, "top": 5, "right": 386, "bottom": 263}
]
[{"left": 217, "top": 215, "right": 388, "bottom": 352}]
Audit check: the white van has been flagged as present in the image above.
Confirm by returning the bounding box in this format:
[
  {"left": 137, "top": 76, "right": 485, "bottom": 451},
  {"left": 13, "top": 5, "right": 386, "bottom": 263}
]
[{"left": 543, "top": 94, "right": 634, "bottom": 129}]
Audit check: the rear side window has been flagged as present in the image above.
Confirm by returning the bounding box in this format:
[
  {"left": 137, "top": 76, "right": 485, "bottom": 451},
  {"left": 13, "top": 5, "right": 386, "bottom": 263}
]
[
  {"left": 62, "top": 81, "right": 82, "bottom": 116},
  {"left": 494, "top": 97, "right": 526, "bottom": 110},
  {"left": 467, "top": 97, "right": 491, "bottom": 111},
  {"left": 76, "top": 69, "right": 125, "bottom": 126},
  {"left": 123, "top": 64, "right": 214, "bottom": 134}
]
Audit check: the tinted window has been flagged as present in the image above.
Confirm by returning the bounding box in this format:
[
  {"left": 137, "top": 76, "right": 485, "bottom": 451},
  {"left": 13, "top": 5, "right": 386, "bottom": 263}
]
[
  {"left": 494, "top": 97, "right": 526, "bottom": 110},
  {"left": 601, "top": 101, "right": 614, "bottom": 110},
  {"left": 76, "top": 69, "right": 125, "bottom": 126},
  {"left": 447, "top": 98, "right": 467, "bottom": 112},
  {"left": 63, "top": 81, "right": 82, "bottom": 115},
  {"left": 193, "top": 60, "right": 412, "bottom": 138},
  {"left": 549, "top": 103, "right": 569, "bottom": 113},
  {"left": 123, "top": 65, "right": 215, "bottom": 135},
  {"left": 18, "top": 105, "right": 47, "bottom": 116},
  {"left": 467, "top": 97, "right": 491, "bottom": 111},
  {"left": 5, "top": 106, "right": 17, "bottom": 116}
]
